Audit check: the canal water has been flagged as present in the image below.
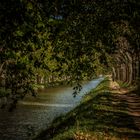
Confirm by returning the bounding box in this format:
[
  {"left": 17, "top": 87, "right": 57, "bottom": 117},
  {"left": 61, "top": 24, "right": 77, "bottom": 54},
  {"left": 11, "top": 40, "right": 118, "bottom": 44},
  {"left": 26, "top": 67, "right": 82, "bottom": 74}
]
[{"left": 0, "top": 78, "right": 103, "bottom": 140}]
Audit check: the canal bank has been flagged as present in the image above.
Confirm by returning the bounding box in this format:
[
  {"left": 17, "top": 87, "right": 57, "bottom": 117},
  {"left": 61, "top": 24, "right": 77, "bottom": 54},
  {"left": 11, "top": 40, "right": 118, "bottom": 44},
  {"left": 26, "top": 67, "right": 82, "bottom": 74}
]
[
  {"left": 0, "top": 78, "right": 103, "bottom": 140},
  {"left": 34, "top": 78, "right": 140, "bottom": 140}
]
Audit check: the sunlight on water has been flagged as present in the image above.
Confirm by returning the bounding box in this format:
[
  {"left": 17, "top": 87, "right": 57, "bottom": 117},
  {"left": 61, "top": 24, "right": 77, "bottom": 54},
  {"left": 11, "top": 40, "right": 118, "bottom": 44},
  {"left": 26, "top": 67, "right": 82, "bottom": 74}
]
[{"left": 20, "top": 102, "right": 74, "bottom": 107}]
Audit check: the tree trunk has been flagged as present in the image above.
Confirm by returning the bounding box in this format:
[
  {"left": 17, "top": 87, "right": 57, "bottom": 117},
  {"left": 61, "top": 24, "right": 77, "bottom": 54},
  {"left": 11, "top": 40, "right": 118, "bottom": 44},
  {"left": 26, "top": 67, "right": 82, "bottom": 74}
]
[
  {"left": 123, "top": 64, "right": 127, "bottom": 82},
  {"left": 112, "top": 67, "right": 116, "bottom": 81},
  {"left": 128, "top": 62, "right": 133, "bottom": 84}
]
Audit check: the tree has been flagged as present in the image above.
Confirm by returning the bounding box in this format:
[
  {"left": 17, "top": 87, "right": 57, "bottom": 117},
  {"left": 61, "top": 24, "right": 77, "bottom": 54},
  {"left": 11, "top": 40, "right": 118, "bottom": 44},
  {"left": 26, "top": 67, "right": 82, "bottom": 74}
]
[{"left": 0, "top": 0, "right": 50, "bottom": 109}]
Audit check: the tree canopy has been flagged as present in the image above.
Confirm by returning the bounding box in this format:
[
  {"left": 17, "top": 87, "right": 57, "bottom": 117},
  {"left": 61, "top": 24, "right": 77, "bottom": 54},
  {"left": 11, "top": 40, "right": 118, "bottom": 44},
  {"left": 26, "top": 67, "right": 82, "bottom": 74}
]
[{"left": 0, "top": 0, "right": 140, "bottom": 108}]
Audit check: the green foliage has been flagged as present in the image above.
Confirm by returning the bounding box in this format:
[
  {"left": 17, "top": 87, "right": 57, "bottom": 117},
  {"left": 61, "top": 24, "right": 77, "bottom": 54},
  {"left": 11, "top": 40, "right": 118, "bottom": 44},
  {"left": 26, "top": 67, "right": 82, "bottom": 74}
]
[
  {"left": 0, "top": 0, "right": 140, "bottom": 106},
  {"left": 0, "top": 0, "right": 50, "bottom": 107},
  {"left": 0, "top": 88, "right": 10, "bottom": 98}
]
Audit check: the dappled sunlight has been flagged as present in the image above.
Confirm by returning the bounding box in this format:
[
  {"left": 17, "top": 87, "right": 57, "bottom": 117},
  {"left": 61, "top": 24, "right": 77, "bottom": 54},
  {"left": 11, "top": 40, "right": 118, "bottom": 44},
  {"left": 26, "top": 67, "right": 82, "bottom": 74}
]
[{"left": 0, "top": 0, "right": 139, "bottom": 139}]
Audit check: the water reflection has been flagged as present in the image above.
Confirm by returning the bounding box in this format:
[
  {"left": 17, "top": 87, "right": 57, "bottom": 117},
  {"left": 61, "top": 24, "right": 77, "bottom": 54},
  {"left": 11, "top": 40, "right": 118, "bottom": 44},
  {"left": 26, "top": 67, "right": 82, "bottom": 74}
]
[{"left": 0, "top": 78, "right": 103, "bottom": 140}]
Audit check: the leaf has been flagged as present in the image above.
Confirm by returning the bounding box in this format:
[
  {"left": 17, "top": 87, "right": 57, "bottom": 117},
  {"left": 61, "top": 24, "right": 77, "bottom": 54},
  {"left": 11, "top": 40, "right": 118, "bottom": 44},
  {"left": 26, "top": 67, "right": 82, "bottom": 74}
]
[
  {"left": 14, "top": 30, "right": 24, "bottom": 37},
  {"left": 27, "top": 2, "right": 33, "bottom": 10}
]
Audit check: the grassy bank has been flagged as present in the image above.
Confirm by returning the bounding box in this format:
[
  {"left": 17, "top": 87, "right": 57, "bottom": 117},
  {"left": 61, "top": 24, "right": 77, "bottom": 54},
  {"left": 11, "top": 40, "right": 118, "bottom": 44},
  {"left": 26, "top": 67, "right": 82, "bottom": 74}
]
[{"left": 34, "top": 78, "right": 140, "bottom": 140}]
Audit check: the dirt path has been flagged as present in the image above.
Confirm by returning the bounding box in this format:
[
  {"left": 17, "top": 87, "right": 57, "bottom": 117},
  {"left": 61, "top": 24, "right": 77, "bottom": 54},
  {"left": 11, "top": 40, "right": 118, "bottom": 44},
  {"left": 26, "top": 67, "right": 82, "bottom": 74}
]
[{"left": 109, "top": 78, "right": 140, "bottom": 130}]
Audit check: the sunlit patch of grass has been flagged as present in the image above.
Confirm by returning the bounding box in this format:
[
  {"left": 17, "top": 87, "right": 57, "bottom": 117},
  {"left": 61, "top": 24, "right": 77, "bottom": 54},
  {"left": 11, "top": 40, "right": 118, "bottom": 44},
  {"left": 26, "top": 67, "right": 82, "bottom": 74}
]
[
  {"left": 73, "top": 131, "right": 123, "bottom": 140},
  {"left": 117, "top": 81, "right": 130, "bottom": 88}
]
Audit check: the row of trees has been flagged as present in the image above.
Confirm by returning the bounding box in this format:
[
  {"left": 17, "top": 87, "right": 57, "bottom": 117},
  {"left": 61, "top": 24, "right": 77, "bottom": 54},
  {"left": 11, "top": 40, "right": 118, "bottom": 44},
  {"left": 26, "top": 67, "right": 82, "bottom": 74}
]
[
  {"left": 112, "top": 37, "right": 140, "bottom": 84},
  {"left": 0, "top": 0, "right": 140, "bottom": 107},
  {"left": 110, "top": 9, "right": 140, "bottom": 84}
]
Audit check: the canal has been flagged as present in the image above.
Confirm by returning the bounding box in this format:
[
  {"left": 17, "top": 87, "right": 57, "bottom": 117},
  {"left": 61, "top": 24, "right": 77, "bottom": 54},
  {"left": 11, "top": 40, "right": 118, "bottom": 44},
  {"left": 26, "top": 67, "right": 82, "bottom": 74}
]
[{"left": 0, "top": 78, "right": 103, "bottom": 140}]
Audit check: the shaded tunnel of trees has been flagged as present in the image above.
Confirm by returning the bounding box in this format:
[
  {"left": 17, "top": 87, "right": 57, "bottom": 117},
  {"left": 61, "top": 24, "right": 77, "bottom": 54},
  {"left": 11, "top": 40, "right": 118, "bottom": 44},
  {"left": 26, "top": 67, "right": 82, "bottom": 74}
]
[{"left": 112, "top": 36, "right": 140, "bottom": 84}]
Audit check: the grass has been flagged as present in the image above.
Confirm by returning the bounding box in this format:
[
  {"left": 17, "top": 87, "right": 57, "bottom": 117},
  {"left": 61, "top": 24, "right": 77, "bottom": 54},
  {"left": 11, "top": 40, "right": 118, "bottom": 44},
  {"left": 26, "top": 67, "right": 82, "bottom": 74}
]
[
  {"left": 117, "top": 81, "right": 130, "bottom": 89},
  {"left": 33, "top": 78, "right": 140, "bottom": 140},
  {"left": 117, "top": 80, "right": 140, "bottom": 97}
]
